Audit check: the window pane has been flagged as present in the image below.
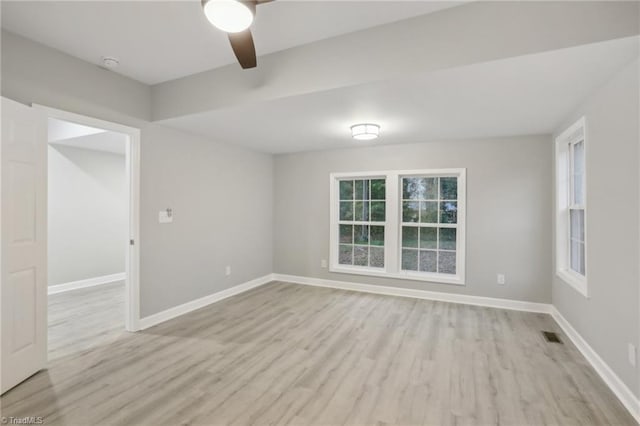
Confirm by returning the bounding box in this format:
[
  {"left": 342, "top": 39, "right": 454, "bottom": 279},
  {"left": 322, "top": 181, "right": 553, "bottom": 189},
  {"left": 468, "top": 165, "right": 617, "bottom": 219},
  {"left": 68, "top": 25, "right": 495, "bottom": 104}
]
[
  {"left": 339, "top": 180, "right": 353, "bottom": 200},
  {"left": 570, "top": 241, "right": 585, "bottom": 275},
  {"left": 424, "top": 178, "right": 438, "bottom": 200},
  {"left": 573, "top": 141, "right": 585, "bottom": 205},
  {"left": 371, "top": 179, "right": 385, "bottom": 200},
  {"left": 402, "top": 249, "right": 418, "bottom": 271},
  {"left": 570, "top": 209, "right": 585, "bottom": 242},
  {"left": 419, "top": 227, "right": 437, "bottom": 249},
  {"left": 339, "top": 225, "right": 353, "bottom": 244},
  {"left": 402, "top": 201, "right": 419, "bottom": 222},
  {"left": 403, "top": 177, "right": 427, "bottom": 200},
  {"left": 354, "top": 246, "right": 369, "bottom": 266},
  {"left": 354, "top": 201, "right": 369, "bottom": 221},
  {"left": 339, "top": 245, "right": 353, "bottom": 265},
  {"left": 419, "top": 250, "right": 437, "bottom": 273},
  {"left": 370, "top": 226, "right": 384, "bottom": 246},
  {"left": 440, "top": 201, "right": 458, "bottom": 224},
  {"left": 440, "top": 177, "right": 457, "bottom": 200},
  {"left": 340, "top": 201, "right": 353, "bottom": 220},
  {"left": 354, "top": 225, "right": 369, "bottom": 244},
  {"left": 371, "top": 201, "right": 385, "bottom": 222},
  {"left": 438, "top": 251, "right": 456, "bottom": 274},
  {"left": 420, "top": 201, "right": 438, "bottom": 223},
  {"left": 355, "top": 179, "right": 370, "bottom": 200},
  {"left": 439, "top": 228, "right": 456, "bottom": 250},
  {"left": 370, "top": 247, "right": 384, "bottom": 268},
  {"left": 402, "top": 226, "right": 419, "bottom": 248}
]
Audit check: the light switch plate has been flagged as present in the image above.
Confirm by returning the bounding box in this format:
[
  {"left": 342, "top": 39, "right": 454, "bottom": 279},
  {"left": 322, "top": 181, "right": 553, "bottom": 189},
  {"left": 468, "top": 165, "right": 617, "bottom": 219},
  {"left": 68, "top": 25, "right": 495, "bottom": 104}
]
[
  {"left": 159, "top": 210, "right": 173, "bottom": 224},
  {"left": 629, "top": 343, "right": 637, "bottom": 367}
]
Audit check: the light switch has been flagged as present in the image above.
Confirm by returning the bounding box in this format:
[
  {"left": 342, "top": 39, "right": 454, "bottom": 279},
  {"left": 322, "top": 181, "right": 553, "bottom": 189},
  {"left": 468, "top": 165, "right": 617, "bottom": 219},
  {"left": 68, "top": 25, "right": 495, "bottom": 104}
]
[{"left": 159, "top": 208, "right": 173, "bottom": 224}]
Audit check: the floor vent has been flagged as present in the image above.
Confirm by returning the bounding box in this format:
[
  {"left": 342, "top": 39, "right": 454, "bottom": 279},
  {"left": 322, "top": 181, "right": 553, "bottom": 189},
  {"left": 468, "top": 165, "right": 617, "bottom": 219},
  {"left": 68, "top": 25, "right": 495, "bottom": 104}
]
[{"left": 542, "top": 331, "right": 562, "bottom": 344}]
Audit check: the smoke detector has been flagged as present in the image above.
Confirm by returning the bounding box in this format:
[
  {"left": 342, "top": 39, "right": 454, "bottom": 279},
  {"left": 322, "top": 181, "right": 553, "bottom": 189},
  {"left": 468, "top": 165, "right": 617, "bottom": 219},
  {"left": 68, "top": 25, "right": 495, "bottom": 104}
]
[{"left": 101, "top": 56, "right": 120, "bottom": 69}]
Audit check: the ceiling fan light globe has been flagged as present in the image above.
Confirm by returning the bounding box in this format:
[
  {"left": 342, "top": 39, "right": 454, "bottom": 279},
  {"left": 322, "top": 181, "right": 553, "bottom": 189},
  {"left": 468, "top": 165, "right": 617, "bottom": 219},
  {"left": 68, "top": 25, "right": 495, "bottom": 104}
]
[{"left": 203, "top": 0, "right": 254, "bottom": 33}]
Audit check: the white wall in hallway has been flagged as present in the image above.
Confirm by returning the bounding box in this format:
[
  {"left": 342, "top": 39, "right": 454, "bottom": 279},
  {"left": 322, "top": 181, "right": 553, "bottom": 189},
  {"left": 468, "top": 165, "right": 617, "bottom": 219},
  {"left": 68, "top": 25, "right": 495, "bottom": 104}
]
[{"left": 48, "top": 142, "right": 127, "bottom": 285}]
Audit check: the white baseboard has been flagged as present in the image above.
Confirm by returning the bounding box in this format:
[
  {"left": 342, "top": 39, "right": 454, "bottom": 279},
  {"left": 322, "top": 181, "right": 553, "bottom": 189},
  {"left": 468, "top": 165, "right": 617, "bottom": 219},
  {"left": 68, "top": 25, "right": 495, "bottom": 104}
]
[
  {"left": 551, "top": 307, "right": 640, "bottom": 423},
  {"left": 138, "top": 274, "right": 274, "bottom": 330},
  {"left": 48, "top": 272, "right": 126, "bottom": 295},
  {"left": 272, "top": 273, "right": 552, "bottom": 313}
]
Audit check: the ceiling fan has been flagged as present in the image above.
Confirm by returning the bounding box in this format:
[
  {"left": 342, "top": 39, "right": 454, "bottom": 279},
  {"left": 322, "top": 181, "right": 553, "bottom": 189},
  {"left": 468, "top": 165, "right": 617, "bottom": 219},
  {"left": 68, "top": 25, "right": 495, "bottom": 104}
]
[{"left": 201, "top": 0, "right": 273, "bottom": 69}]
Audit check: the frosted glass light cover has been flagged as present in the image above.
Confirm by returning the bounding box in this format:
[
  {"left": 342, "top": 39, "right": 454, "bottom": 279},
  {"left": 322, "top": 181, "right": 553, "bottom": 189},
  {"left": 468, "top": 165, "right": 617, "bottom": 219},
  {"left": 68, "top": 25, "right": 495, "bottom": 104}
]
[
  {"left": 351, "top": 123, "right": 380, "bottom": 140},
  {"left": 203, "top": 0, "right": 254, "bottom": 33}
]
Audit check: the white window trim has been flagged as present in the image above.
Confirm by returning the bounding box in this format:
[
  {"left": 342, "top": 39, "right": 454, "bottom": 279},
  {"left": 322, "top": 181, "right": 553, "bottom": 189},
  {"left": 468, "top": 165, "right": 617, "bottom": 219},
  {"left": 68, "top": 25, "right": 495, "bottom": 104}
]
[
  {"left": 329, "top": 168, "right": 466, "bottom": 286},
  {"left": 555, "top": 117, "right": 588, "bottom": 297}
]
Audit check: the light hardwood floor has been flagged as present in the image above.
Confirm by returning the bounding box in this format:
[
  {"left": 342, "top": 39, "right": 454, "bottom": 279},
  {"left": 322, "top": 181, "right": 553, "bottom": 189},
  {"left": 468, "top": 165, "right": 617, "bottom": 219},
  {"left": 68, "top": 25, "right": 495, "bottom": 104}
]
[
  {"left": 48, "top": 281, "right": 125, "bottom": 361},
  {"left": 1, "top": 281, "right": 636, "bottom": 425}
]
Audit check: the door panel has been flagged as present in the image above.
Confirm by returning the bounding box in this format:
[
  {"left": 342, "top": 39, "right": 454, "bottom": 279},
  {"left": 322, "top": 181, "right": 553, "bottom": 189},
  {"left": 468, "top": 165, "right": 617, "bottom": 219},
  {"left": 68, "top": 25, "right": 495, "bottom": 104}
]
[
  {"left": 1, "top": 97, "right": 47, "bottom": 394},
  {"left": 8, "top": 162, "right": 37, "bottom": 244}
]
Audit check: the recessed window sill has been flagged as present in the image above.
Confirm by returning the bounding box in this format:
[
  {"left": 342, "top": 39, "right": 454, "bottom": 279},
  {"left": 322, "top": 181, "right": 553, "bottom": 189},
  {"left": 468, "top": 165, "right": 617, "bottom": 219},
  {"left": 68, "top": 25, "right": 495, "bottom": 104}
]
[
  {"left": 557, "top": 269, "right": 588, "bottom": 298},
  {"left": 330, "top": 265, "right": 465, "bottom": 286}
]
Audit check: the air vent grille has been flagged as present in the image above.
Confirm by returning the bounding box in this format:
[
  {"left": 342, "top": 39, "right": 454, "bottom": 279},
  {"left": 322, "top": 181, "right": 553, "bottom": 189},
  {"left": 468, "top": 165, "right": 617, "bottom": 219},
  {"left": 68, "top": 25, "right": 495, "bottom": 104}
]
[{"left": 542, "top": 331, "right": 562, "bottom": 344}]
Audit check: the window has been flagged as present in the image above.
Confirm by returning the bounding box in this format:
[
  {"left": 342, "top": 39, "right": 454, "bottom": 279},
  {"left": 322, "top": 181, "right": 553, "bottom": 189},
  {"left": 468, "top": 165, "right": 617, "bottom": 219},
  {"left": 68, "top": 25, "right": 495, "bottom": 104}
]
[
  {"left": 400, "top": 176, "right": 459, "bottom": 275},
  {"left": 330, "top": 169, "right": 466, "bottom": 285},
  {"left": 555, "top": 117, "right": 588, "bottom": 297},
  {"left": 337, "top": 178, "right": 386, "bottom": 269}
]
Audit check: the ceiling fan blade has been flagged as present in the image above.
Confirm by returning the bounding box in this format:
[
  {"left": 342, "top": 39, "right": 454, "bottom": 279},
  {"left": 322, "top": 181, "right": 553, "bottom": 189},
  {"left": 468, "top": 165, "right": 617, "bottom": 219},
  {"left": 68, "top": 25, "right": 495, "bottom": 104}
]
[{"left": 228, "top": 29, "right": 257, "bottom": 69}]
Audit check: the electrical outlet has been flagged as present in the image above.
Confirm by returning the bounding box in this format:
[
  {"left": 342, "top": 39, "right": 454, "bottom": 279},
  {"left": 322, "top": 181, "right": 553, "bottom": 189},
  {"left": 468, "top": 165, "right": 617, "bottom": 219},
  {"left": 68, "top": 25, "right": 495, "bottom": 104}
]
[
  {"left": 497, "top": 274, "right": 506, "bottom": 285},
  {"left": 321, "top": 259, "right": 327, "bottom": 268},
  {"left": 629, "top": 343, "right": 637, "bottom": 367},
  {"left": 225, "top": 266, "right": 231, "bottom": 276}
]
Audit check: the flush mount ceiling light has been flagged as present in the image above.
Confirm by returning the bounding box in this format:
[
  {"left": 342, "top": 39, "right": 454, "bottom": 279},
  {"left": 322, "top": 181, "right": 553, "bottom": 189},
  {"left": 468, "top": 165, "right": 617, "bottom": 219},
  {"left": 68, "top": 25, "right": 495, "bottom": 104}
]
[
  {"left": 351, "top": 123, "right": 380, "bottom": 141},
  {"left": 202, "top": 0, "right": 255, "bottom": 33}
]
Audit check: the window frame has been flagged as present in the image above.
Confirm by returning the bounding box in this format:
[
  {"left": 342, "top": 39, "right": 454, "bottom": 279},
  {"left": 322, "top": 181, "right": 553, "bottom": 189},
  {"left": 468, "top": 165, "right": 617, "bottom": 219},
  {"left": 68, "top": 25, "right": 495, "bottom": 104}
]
[
  {"left": 329, "top": 168, "right": 466, "bottom": 285},
  {"left": 555, "top": 117, "right": 588, "bottom": 297}
]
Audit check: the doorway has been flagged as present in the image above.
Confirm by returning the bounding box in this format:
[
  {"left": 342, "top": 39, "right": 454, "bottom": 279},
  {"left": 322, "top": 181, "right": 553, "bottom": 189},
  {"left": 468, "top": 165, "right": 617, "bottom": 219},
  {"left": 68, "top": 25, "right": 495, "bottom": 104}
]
[
  {"left": 1, "top": 100, "right": 141, "bottom": 393},
  {"left": 40, "top": 106, "right": 141, "bottom": 342}
]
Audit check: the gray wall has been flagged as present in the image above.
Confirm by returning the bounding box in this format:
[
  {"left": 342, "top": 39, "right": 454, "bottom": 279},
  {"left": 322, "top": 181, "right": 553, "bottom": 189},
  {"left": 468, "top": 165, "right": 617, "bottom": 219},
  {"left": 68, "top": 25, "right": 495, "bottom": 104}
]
[
  {"left": 139, "top": 125, "right": 273, "bottom": 316},
  {"left": 48, "top": 145, "right": 126, "bottom": 285},
  {"left": 1, "top": 31, "right": 274, "bottom": 317},
  {"left": 274, "top": 135, "right": 552, "bottom": 303},
  {"left": 552, "top": 59, "right": 640, "bottom": 396}
]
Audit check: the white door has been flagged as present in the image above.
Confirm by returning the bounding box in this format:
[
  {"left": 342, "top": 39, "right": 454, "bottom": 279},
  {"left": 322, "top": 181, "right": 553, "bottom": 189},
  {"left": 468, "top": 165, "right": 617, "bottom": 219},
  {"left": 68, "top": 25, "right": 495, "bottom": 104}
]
[{"left": 1, "top": 97, "right": 47, "bottom": 394}]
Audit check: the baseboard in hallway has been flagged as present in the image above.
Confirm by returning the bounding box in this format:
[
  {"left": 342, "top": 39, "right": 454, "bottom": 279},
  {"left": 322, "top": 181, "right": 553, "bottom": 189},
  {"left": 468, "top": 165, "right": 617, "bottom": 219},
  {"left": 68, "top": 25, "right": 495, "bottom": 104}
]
[{"left": 48, "top": 272, "right": 126, "bottom": 295}]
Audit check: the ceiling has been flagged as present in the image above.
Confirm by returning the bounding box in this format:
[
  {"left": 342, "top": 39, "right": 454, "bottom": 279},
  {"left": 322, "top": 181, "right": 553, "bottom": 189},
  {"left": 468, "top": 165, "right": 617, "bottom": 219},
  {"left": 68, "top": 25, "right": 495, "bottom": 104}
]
[
  {"left": 1, "top": 0, "right": 464, "bottom": 84},
  {"left": 48, "top": 118, "right": 105, "bottom": 142},
  {"left": 159, "top": 36, "right": 640, "bottom": 153},
  {"left": 48, "top": 118, "right": 127, "bottom": 155}
]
